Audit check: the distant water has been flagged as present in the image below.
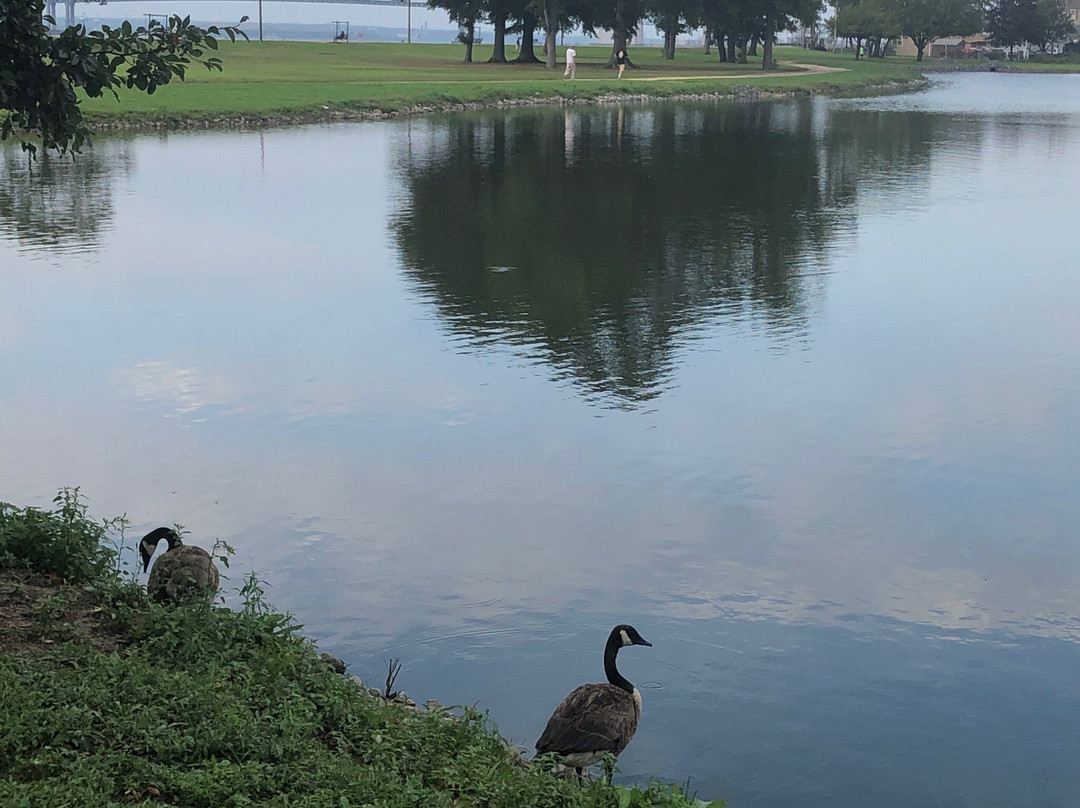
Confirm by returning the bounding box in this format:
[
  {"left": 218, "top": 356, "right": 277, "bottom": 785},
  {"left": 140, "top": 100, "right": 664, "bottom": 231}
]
[{"left": 3, "top": 73, "right": 1080, "bottom": 807}]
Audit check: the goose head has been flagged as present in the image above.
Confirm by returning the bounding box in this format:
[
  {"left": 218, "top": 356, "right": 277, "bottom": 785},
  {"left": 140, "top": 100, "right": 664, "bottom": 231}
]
[
  {"left": 612, "top": 624, "right": 652, "bottom": 648},
  {"left": 139, "top": 527, "right": 182, "bottom": 573}
]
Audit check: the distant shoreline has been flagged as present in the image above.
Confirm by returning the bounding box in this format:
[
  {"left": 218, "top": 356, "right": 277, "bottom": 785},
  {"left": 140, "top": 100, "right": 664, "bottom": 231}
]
[
  {"left": 84, "top": 80, "right": 929, "bottom": 134},
  {"left": 75, "top": 43, "right": 929, "bottom": 134}
]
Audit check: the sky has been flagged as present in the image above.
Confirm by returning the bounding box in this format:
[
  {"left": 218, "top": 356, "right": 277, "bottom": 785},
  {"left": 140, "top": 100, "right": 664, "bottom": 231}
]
[{"left": 80, "top": 1, "right": 456, "bottom": 32}]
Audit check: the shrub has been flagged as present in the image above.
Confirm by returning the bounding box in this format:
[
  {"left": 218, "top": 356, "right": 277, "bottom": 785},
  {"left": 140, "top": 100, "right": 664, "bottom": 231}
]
[{"left": 0, "top": 488, "right": 123, "bottom": 583}]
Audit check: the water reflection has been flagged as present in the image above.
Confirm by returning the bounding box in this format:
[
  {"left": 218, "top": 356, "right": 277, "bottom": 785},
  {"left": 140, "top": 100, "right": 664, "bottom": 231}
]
[
  {"left": 390, "top": 102, "right": 946, "bottom": 406},
  {"left": 0, "top": 141, "right": 133, "bottom": 255}
]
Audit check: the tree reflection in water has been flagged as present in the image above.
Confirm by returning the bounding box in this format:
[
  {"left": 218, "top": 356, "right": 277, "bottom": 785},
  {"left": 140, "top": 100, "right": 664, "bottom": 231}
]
[
  {"left": 391, "top": 101, "right": 936, "bottom": 407},
  {"left": 0, "top": 141, "right": 134, "bottom": 255}
]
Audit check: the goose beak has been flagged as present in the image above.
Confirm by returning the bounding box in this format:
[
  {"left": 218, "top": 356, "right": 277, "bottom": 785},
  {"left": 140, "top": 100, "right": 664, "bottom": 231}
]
[{"left": 637, "top": 638, "right": 653, "bottom": 647}]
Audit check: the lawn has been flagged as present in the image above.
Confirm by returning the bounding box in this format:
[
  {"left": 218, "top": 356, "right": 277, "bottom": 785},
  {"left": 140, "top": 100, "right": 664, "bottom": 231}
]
[{"left": 80, "top": 42, "right": 924, "bottom": 123}]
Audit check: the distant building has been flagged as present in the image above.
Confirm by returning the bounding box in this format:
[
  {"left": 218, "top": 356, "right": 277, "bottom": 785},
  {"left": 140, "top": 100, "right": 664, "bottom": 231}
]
[{"left": 895, "top": 33, "right": 988, "bottom": 59}]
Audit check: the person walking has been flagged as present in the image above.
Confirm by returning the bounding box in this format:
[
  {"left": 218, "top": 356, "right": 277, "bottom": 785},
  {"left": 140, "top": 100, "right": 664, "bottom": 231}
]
[
  {"left": 563, "top": 45, "right": 577, "bottom": 80},
  {"left": 616, "top": 47, "right": 627, "bottom": 79}
]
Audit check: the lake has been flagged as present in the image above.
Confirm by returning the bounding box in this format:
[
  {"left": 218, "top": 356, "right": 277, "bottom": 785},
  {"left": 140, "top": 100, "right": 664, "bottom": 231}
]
[{"left": 2, "top": 72, "right": 1080, "bottom": 807}]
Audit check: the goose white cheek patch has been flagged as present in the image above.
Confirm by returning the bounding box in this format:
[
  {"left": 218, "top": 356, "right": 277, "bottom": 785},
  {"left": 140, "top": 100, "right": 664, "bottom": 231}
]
[{"left": 620, "top": 630, "right": 632, "bottom": 646}]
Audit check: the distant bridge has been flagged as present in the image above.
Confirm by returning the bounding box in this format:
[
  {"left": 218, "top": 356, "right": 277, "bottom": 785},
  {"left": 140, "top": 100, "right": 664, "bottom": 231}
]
[{"left": 46, "top": 0, "right": 426, "bottom": 29}]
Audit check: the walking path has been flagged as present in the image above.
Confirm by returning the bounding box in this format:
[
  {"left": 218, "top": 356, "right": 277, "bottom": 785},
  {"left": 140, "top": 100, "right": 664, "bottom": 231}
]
[
  {"left": 624, "top": 62, "right": 849, "bottom": 82},
  {"left": 358, "top": 63, "right": 850, "bottom": 86}
]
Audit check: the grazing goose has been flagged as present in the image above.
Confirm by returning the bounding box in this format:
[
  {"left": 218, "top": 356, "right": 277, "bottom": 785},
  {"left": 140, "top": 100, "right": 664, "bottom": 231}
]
[
  {"left": 139, "top": 527, "right": 220, "bottom": 603},
  {"left": 535, "top": 624, "right": 652, "bottom": 776}
]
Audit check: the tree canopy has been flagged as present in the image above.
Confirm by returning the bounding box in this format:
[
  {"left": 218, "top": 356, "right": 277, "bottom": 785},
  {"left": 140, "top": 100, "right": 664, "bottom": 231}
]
[
  {"left": 429, "top": 0, "right": 825, "bottom": 68},
  {"left": 0, "top": 0, "right": 246, "bottom": 156}
]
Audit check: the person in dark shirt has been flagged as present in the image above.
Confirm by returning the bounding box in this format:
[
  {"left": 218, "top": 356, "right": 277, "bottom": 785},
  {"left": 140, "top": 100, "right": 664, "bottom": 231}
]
[{"left": 616, "top": 48, "right": 627, "bottom": 79}]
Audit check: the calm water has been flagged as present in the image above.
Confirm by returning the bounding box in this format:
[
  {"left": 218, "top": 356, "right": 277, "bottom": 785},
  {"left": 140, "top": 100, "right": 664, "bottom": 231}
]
[{"left": 3, "top": 73, "right": 1080, "bottom": 807}]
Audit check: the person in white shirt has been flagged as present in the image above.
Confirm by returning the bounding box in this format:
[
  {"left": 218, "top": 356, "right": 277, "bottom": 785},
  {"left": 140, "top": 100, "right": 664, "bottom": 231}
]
[{"left": 564, "top": 46, "right": 577, "bottom": 80}]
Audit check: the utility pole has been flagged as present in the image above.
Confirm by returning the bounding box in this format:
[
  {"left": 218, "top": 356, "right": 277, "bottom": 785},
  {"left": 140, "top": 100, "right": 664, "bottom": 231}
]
[
  {"left": 259, "top": 0, "right": 263, "bottom": 42},
  {"left": 407, "top": 0, "right": 411, "bottom": 43}
]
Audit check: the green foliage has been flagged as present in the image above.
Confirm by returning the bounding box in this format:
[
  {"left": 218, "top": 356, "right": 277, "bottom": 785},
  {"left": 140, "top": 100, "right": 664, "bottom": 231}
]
[
  {"left": 0, "top": 493, "right": 712, "bottom": 807},
  {"left": 0, "top": 0, "right": 247, "bottom": 156},
  {"left": 890, "top": 0, "right": 982, "bottom": 61},
  {"left": 836, "top": 0, "right": 901, "bottom": 42},
  {"left": 0, "top": 488, "right": 123, "bottom": 583},
  {"left": 987, "top": 0, "right": 1074, "bottom": 52}
]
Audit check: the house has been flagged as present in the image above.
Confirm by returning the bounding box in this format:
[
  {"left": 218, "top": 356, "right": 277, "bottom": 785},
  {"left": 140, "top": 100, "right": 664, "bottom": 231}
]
[{"left": 896, "top": 33, "right": 988, "bottom": 59}]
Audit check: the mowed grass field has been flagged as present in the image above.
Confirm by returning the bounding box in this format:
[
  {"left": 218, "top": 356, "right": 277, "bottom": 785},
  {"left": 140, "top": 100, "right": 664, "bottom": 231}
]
[{"left": 80, "top": 42, "right": 924, "bottom": 122}]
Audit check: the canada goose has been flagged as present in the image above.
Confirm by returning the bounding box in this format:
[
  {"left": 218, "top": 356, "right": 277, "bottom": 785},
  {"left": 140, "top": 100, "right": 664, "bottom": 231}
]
[
  {"left": 535, "top": 624, "right": 652, "bottom": 776},
  {"left": 139, "top": 527, "right": 220, "bottom": 603}
]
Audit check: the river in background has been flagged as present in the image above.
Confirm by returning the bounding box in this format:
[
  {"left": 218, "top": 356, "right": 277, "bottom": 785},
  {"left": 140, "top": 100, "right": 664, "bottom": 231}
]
[{"left": 3, "top": 73, "right": 1080, "bottom": 807}]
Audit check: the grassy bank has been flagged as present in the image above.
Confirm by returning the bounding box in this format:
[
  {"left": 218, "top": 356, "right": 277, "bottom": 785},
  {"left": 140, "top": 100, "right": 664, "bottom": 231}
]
[
  {"left": 0, "top": 491, "right": 720, "bottom": 808},
  {"left": 79, "top": 43, "right": 923, "bottom": 127}
]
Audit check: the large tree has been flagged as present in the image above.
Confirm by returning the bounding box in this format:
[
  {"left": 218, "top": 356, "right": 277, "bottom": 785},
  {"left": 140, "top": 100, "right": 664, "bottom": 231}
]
[
  {"left": 647, "top": 0, "right": 704, "bottom": 59},
  {"left": 756, "top": 0, "right": 823, "bottom": 69},
  {"left": 1028, "top": 0, "right": 1075, "bottom": 51},
  {"left": 429, "top": 0, "right": 484, "bottom": 61},
  {"left": 0, "top": 1, "right": 245, "bottom": 156},
  {"left": 987, "top": 0, "right": 1037, "bottom": 54},
  {"left": 837, "top": 0, "right": 899, "bottom": 59},
  {"left": 580, "top": 0, "right": 642, "bottom": 67},
  {"left": 893, "top": 0, "right": 982, "bottom": 62},
  {"left": 486, "top": 0, "right": 514, "bottom": 61}
]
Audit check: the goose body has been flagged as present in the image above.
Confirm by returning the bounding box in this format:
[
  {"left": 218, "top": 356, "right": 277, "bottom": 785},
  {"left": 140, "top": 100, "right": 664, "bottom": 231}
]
[
  {"left": 140, "top": 527, "right": 220, "bottom": 603},
  {"left": 536, "top": 624, "right": 652, "bottom": 774}
]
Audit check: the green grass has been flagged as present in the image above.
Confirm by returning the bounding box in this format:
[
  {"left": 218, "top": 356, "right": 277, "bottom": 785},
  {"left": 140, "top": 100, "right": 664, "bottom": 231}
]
[
  {"left": 80, "top": 42, "right": 924, "bottom": 124},
  {"left": 0, "top": 491, "right": 722, "bottom": 808}
]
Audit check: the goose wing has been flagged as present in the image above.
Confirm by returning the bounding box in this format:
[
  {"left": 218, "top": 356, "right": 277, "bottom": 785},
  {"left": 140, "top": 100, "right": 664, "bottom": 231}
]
[
  {"left": 536, "top": 683, "right": 640, "bottom": 757},
  {"left": 147, "top": 546, "right": 220, "bottom": 602}
]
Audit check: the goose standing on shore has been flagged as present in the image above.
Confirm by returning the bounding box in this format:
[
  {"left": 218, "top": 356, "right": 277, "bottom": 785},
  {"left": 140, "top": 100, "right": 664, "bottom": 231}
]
[
  {"left": 535, "top": 624, "right": 653, "bottom": 776},
  {"left": 139, "top": 527, "right": 220, "bottom": 603}
]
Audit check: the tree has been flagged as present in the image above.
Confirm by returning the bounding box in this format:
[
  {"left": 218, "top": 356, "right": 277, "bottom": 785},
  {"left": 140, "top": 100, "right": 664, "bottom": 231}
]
[
  {"left": 987, "top": 0, "right": 1037, "bottom": 54},
  {"left": 647, "top": 0, "right": 703, "bottom": 59},
  {"left": 1029, "top": 0, "right": 1075, "bottom": 51},
  {"left": 836, "top": 0, "right": 898, "bottom": 59},
  {"left": 429, "top": 0, "right": 484, "bottom": 61},
  {"left": 486, "top": 0, "right": 514, "bottom": 62},
  {"left": 0, "top": 1, "right": 246, "bottom": 156},
  {"left": 757, "top": 0, "right": 824, "bottom": 69},
  {"left": 893, "top": 0, "right": 982, "bottom": 62},
  {"left": 512, "top": 9, "right": 542, "bottom": 62},
  {"left": 580, "top": 0, "right": 642, "bottom": 67}
]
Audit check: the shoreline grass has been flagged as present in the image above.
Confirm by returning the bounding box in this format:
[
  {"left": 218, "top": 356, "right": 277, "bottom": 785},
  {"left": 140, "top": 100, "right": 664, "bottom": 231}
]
[
  {"left": 0, "top": 491, "right": 722, "bottom": 808},
  {"left": 79, "top": 43, "right": 925, "bottom": 128}
]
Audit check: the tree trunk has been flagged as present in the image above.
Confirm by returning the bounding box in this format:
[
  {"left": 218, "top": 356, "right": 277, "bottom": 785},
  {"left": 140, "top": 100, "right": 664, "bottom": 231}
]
[
  {"left": 750, "top": 37, "right": 759, "bottom": 56},
  {"left": 853, "top": 36, "right": 862, "bottom": 60},
  {"left": 606, "top": 0, "right": 633, "bottom": 67},
  {"left": 915, "top": 37, "right": 926, "bottom": 62},
  {"left": 543, "top": 0, "right": 558, "bottom": 69},
  {"left": 663, "top": 29, "right": 676, "bottom": 59},
  {"left": 515, "top": 13, "right": 540, "bottom": 62},
  {"left": 727, "top": 34, "right": 736, "bottom": 63},
  {"left": 737, "top": 36, "right": 747, "bottom": 63},
  {"left": 464, "top": 19, "right": 475, "bottom": 62},
  {"left": 488, "top": 10, "right": 508, "bottom": 63},
  {"left": 703, "top": 25, "right": 711, "bottom": 55},
  {"left": 761, "top": 8, "right": 775, "bottom": 69}
]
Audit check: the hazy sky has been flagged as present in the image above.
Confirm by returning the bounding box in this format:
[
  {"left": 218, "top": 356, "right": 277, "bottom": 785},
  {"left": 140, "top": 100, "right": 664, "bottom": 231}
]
[{"left": 83, "top": 1, "right": 455, "bottom": 31}]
